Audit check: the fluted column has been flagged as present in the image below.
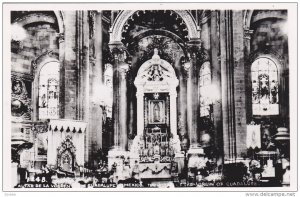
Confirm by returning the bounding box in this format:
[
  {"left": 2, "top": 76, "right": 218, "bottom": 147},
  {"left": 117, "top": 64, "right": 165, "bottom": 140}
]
[{"left": 109, "top": 42, "right": 128, "bottom": 150}]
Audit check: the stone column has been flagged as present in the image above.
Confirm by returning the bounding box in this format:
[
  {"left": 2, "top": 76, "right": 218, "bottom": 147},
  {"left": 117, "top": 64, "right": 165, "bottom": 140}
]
[
  {"left": 87, "top": 11, "right": 104, "bottom": 165},
  {"left": 119, "top": 65, "right": 129, "bottom": 150},
  {"left": 109, "top": 42, "right": 128, "bottom": 150},
  {"left": 220, "top": 10, "right": 236, "bottom": 162},
  {"left": 232, "top": 11, "right": 247, "bottom": 159},
  {"left": 57, "top": 32, "right": 65, "bottom": 119},
  {"left": 186, "top": 39, "right": 202, "bottom": 148},
  {"left": 219, "top": 10, "right": 248, "bottom": 162},
  {"left": 244, "top": 27, "right": 254, "bottom": 122},
  {"left": 186, "top": 39, "right": 205, "bottom": 170},
  {"left": 210, "top": 10, "right": 223, "bottom": 166}
]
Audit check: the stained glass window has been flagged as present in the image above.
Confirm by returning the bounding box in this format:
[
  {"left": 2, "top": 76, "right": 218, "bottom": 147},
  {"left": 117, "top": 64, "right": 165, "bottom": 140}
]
[
  {"left": 251, "top": 57, "right": 279, "bottom": 115},
  {"left": 38, "top": 61, "right": 59, "bottom": 120},
  {"left": 199, "top": 62, "right": 212, "bottom": 117}
]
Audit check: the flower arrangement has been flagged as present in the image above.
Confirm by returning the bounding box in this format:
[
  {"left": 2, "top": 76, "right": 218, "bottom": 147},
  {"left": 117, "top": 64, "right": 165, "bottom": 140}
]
[{"left": 249, "top": 160, "right": 263, "bottom": 175}]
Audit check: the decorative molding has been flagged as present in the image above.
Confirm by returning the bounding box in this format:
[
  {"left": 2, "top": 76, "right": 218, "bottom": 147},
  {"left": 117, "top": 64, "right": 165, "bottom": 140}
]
[
  {"left": 109, "top": 42, "right": 127, "bottom": 61},
  {"left": 31, "top": 50, "right": 59, "bottom": 74},
  {"left": 244, "top": 28, "right": 254, "bottom": 40},
  {"left": 186, "top": 39, "right": 202, "bottom": 58},
  {"left": 57, "top": 32, "right": 65, "bottom": 43},
  {"left": 49, "top": 119, "right": 87, "bottom": 133},
  {"left": 110, "top": 10, "right": 199, "bottom": 43},
  {"left": 88, "top": 11, "right": 97, "bottom": 39}
]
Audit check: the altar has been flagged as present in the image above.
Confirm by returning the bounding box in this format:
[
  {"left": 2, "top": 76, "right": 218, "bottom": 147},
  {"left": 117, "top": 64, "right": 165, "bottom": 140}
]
[{"left": 108, "top": 49, "right": 184, "bottom": 180}]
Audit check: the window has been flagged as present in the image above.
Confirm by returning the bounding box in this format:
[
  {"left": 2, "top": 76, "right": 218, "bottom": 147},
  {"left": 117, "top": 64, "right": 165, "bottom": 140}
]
[
  {"left": 199, "top": 62, "right": 211, "bottom": 117},
  {"left": 251, "top": 57, "right": 279, "bottom": 115},
  {"left": 38, "top": 61, "right": 59, "bottom": 120}
]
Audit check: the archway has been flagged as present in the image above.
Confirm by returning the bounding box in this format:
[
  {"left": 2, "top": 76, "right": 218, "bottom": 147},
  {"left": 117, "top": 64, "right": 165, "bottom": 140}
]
[{"left": 110, "top": 10, "right": 199, "bottom": 43}]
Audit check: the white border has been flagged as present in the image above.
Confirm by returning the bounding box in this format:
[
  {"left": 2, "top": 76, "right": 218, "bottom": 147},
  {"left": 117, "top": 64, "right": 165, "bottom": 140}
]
[{"left": 2, "top": 2, "right": 298, "bottom": 193}]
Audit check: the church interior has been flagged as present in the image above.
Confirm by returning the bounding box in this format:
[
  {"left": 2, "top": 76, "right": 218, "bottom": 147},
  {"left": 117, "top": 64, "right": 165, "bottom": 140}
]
[{"left": 10, "top": 9, "right": 290, "bottom": 188}]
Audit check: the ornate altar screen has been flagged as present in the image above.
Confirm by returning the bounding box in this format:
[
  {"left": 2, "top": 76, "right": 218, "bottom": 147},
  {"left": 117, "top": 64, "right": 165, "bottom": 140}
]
[{"left": 133, "top": 49, "right": 179, "bottom": 163}]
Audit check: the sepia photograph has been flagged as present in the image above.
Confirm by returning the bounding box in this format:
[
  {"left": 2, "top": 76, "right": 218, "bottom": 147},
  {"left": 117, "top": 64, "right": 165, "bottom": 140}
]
[{"left": 2, "top": 2, "right": 298, "bottom": 193}]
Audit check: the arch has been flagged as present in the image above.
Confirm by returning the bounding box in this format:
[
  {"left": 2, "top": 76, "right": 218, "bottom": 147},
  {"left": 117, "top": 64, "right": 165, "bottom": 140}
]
[
  {"left": 110, "top": 10, "right": 199, "bottom": 43},
  {"left": 54, "top": 11, "right": 65, "bottom": 33},
  {"left": 243, "top": 10, "right": 254, "bottom": 30},
  {"left": 12, "top": 11, "right": 64, "bottom": 33},
  {"left": 244, "top": 10, "right": 287, "bottom": 30}
]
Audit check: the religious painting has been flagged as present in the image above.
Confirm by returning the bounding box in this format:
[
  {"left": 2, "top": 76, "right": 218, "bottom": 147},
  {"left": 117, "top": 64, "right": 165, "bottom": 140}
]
[
  {"left": 57, "top": 136, "right": 76, "bottom": 172},
  {"left": 246, "top": 124, "right": 261, "bottom": 149},
  {"left": 148, "top": 100, "right": 165, "bottom": 124},
  {"left": 60, "top": 150, "right": 73, "bottom": 172}
]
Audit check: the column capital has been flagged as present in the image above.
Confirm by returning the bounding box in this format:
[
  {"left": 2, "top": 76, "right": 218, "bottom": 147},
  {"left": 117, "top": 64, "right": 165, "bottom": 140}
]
[
  {"left": 109, "top": 42, "right": 127, "bottom": 62},
  {"left": 181, "top": 61, "right": 191, "bottom": 80},
  {"left": 244, "top": 28, "right": 254, "bottom": 40},
  {"left": 88, "top": 11, "right": 97, "bottom": 39},
  {"left": 186, "top": 38, "right": 202, "bottom": 58},
  {"left": 119, "top": 62, "right": 129, "bottom": 80},
  {"left": 57, "top": 33, "right": 64, "bottom": 43},
  {"left": 169, "top": 91, "right": 177, "bottom": 97},
  {"left": 136, "top": 89, "right": 144, "bottom": 97}
]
